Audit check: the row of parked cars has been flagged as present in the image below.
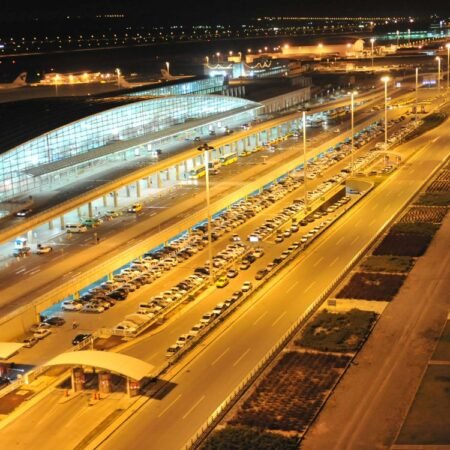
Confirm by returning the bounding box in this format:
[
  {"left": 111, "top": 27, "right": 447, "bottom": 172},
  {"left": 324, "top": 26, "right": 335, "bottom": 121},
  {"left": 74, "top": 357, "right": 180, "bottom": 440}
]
[{"left": 166, "top": 281, "right": 254, "bottom": 357}]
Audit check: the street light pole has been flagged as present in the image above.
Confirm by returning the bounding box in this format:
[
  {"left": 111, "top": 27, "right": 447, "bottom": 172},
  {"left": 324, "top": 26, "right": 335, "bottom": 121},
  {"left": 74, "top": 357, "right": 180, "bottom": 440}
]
[
  {"left": 446, "top": 43, "right": 450, "bottom": 91},
  {"left": 350, "top": 91, "right": 357, "bottom": 174},
  {"left": 197, "top": 143, "right": 214, "bottom": 285},
  {"left": 302, "top": 111, "right": 308, "bottom": 210},
  {"left": 415, "top": 67, "right": 419, "bottom": 123},
  {"left": 436, "top": 56, "right": 441, "bottom": 92},
  {"left": 370, "top": 38, "right": 375, "bottom": 70},
  {"left": 381, "top": 76, "right": 390, "bottom": 149}
]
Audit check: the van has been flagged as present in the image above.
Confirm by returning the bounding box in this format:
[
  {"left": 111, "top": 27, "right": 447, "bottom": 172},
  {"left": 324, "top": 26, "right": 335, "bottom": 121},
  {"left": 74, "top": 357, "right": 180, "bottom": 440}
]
[{"left": 65, "top": 224, "right": 87, "bottom": 233}]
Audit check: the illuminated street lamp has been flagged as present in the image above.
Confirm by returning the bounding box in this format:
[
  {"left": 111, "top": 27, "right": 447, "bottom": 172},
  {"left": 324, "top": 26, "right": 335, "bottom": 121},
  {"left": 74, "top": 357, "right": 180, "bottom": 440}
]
[
  {"left": 302, "top": 111, "right": 308, "bottom": 209},
  {"left": 349, "top": 91, "right": 358, "bottom": 174},
  {"left": 436, "top": 56, "right": 441, "bottom": 92},
  {"left": 197, "top": 143, "right": 215, "bottom": 285},
  {"left": 407, "top": 28, "right": 411, "bottom": 46},
  {"left": 370, "top": 38, "right": 375, "bottom": 69},
  {"left": 381, "top": 76, "right": 390, "bottom": 149},
  {"left": 415, "top": 67, "right": 419, "bottom": 122},
  {"left": 396, "top": 30, "right": 400, "bottom": 47},
  {"left": 446, "top": 43, "right": 450, "bottom": 91}
]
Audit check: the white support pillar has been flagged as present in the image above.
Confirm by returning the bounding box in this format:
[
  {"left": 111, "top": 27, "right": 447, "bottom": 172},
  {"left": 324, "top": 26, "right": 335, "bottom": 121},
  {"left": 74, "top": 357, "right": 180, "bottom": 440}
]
[{"left": 135, "top": 180, "right": 141, "bottom": 198}]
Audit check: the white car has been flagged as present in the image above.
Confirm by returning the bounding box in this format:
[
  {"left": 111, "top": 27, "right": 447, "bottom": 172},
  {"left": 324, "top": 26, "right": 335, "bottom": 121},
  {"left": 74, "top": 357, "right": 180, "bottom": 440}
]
[
  {"left": 188, "top": 323, "right": 205, "bottom": 338},
  {"left": 82, "top": 303, "right": 105, "bottom": 313},
  {"left": 114, "top": 321, "right": 138, "bottom": 332},
  {"left": 36, "top": 244, "right": 53, "bottom": 254},
  {"left": 61, "top": 301, "right": 83, "bottom": 312},
  {"left": 241, "top": 281, "right": 253, "bottom": 292},
  {"left": 33, "top": 328, "right": 52, "bottom": 340},
  {"left": 176, "top": 334, "right": 192, "bottom": 347},
  {"left": 253, "top": 248, "right": 264, "bottom": 258}
]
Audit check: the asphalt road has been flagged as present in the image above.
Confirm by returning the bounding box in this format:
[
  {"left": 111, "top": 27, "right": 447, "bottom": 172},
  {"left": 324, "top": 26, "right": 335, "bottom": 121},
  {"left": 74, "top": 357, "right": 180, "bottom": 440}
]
[{"left": 91, "top": 107, "right": 450, "bottom": 449}]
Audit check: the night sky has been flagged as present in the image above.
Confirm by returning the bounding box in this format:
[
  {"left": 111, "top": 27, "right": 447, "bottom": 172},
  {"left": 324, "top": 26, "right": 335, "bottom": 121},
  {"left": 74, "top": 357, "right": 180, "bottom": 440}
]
[{"left": 2, "top": 0, "right": 449, "bottom": 23}]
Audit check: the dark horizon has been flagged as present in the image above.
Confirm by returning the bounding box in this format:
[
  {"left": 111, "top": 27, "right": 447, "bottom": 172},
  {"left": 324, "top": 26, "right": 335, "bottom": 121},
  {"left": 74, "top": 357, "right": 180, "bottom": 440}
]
[{"left": 1, "top": 0, "right": 449, "bottom": 24}]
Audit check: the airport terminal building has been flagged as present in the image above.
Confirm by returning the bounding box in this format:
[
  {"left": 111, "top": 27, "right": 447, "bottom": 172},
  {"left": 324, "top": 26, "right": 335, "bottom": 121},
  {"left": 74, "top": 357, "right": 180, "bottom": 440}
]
[{"left": 0, "top": 76, "right": 264, "bottom": 202}]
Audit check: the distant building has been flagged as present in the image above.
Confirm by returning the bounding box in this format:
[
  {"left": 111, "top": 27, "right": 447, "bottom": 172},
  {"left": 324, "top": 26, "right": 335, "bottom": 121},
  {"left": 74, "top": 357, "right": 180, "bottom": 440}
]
[{"left": 281, "top": 39, "right": 365, "bottom": 58}]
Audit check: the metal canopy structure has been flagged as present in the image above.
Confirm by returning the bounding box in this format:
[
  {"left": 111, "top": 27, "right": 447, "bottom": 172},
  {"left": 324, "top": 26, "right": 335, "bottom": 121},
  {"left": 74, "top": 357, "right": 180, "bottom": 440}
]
[{"left": 43, "top": 351, "right": 154, "bottom": 381}]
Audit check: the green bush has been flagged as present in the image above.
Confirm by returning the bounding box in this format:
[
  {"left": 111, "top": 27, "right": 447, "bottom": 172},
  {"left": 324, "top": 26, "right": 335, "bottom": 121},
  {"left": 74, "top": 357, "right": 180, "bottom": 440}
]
[
  {"left": 296, "top": 309, "right": 378, "bottom": 352},
  {"left": 373, "top": 233, "right": 433, "bottom": 257},
  {"left": 391, "top": 222, "right": 439, "bottom": 237},
  {"left": 415, "top": 192, "right": 450, "bottom": 206},
  {"left": 203, "top": 426, "right": 298, "bottom": 450},
  {"left": 360, "top": 255, "right": 414, "bottom": 273},
  {"left": 337, "top": 272, "right": 406, "bottom": 300}
]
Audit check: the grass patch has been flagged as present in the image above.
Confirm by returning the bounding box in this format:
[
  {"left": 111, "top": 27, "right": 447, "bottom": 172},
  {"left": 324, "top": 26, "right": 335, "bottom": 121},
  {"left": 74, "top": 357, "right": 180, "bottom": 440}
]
[
  {"left": 337, "top": 272, "right": 406, "bottom": 301},
  {"left": 203, "top": 426, "right": 299, "bottom": 450},
  {"left": 373, "top": 233, "right": 433, "bottom": 257},
  {"left": 360, "top": 255, "right": 414, "bottom": 273},
  {"left": 295, "top": 309, "right": 377, "bottom": 352},
  {"left": 415, "top": 192, "right": 450, "bottom": 206},
  {"left": 390, "top": 222, "right": 439, "bottom": 237},
  {"left": 396, "top": 365, "right": 450, "bottom": 445},
  {"left": 400, "top": 206, "right": 448, "bottom": 224},
  {"left": 228, "top": 352, "right": 350, "bottom": 434}
]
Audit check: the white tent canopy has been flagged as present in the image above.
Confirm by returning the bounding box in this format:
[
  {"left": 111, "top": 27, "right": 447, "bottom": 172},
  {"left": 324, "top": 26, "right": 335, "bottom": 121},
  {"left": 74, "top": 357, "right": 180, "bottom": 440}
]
[{"left": 0, "top": 342, "right": 24, "bottom": 359}]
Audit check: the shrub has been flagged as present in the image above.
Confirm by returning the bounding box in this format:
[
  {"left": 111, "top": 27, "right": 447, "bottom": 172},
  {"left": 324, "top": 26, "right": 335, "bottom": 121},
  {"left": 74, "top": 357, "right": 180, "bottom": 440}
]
[
  {"left": 295, "top": 309, "right": 378, "bottom": 352},
  {"left": 373, "top": 233, "right": 433, "bottom": 257},
  {"left": 203, "top": 426, "right": 298, "bottom": 450},
  {"left": 360, "top": 255, "right": 414, "bottom": 273},
  {"left": 337, "top": 272, "right": 406, "bottom": 301},
  {"left": 415, "top": 192, "right": 450, "bottom": 206},
  {"left": 390, "top": 222, "right": 439, "bottom": 237}
]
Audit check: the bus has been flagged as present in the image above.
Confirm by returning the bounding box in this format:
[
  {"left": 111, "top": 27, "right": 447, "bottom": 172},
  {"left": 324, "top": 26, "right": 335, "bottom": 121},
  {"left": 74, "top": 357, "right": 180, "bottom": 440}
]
[
  {"left": 188, "top": 167, "right": 206, "bottom": 180},
  {"left": 219, "top": 152, "right": 238, "bottom": 166}
]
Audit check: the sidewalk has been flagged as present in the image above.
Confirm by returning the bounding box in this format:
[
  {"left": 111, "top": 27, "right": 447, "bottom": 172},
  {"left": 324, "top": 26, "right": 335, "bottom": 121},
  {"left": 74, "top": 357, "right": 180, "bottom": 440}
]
[{"left": 302, "top": 212, "right": 450, "bottom": 450}]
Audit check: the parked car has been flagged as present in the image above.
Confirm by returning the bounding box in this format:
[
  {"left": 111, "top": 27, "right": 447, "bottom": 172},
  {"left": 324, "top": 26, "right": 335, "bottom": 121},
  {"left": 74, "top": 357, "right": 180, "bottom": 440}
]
[
  {"left": 44, "top": 316, "right": 66, "bottom": 327},
  {"left": 82, "top": 303, "right": 105, "bottom": 313},
  {"left": 226, "top": 268, "right": 239, "bottom": 278},
  {"left": 33, "top": 328, "right": 52, "bottom": 340},
  {"left": 36, "top": 244, "right": 53, "bottom": 254},
  {"left": 255, "top": 269, "right": 268, "bottom": 280},
  {"left": 215, "top": 276, "right": 229, "bottom": 288},
  {"left": 72, "top": 333, "right": 92, "bottom": 346},
  {"left": 176, "top": 334, "right": 192, "bottom": 347},
  {"left": 166, "top": 344, "right": 181, "bottom": 358},
  {"left": 241, "top": 281, "right": 253, "bottom": 292},
  {"left": 22, "top": 336, "right": 39, "bottom": 348},
  {"left": 188, "top": 323, "right": 205, "bottom": 338}
]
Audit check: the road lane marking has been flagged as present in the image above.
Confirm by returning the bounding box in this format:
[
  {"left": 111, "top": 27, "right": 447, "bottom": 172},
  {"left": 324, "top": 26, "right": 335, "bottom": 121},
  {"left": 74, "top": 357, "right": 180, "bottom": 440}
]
[
  {"left": 15, "top": 268, "right": 26, "bottom": 274},
  {"left": 335, "top": 236, "right": 345, "bottom": 245},
  {"left": 182, "top": 395, "right": 206, "bottom": 419},
  {"left": 211, "top": 348, "right": 230, "bottom": 366},
  {"left": 330, "top": 256, "right": 339, "bottom": 267},
  {"left": 233, "top": 348, "right": 251, "bottom": 367},
  {"left": 351, "top": 235, "right": 359, "bottom": 245},
  {"left": 304, "top": 280, "right": 317, "bottom": 294},
  {"left": 432, "top": 136, "right": 440, "bottom": 143},
  {"left": 313, "top": 256, "right": 324, "bottom": 268},
  {"left": 286, "top": 281, "right": 299, "bottom": 294},
  {"left": 253, "top": 311, "right": 268, "bottom": 325},
  {"left": 157, "top": 394, "right": 182, "bottom": 418},
  {"left": 28, "top": 268, "right": 41, "bottom": 275},
  {"left": 368, "top": 218, "right": 376, "bottom": 226},
  {"left": 272, "top": 312, "right": 287, "bottom": 327}
]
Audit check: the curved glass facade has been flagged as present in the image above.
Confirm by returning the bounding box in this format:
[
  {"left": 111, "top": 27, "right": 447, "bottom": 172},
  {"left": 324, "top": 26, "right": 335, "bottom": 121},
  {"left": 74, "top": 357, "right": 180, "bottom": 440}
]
[
  {"left": 0, "top": 94, "right": 259, "bottom": 200},
  {"left": 126, "top": 75, "right": 225, "bottom": 97}
]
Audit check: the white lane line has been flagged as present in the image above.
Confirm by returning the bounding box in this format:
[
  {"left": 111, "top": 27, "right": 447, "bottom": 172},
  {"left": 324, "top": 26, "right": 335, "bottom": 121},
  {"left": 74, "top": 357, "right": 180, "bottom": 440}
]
[
  {"left": 368, "top": 218, "right": 376, "bottom": 226},
  {"left": 286, "top": 281, "right": 299, "bottom": 294},
  {"left": 313, "top": 256, "right": 324, "bottom": 268},
  {"left": 182, "top": 395, "right": 206, "bottom": 420},
  {"left": 335, "top": 236, "right": 345, "bottom": 245},
  {"left": 351, "top": 235, "right": 359, "bottom": 245},
  {"left": 15, "top": 268, "right": 26, "bottom": 274},
  {"left": 329, "top": 256, "right": 339, "bottom": 267},
  {"left": 272, "top": 311, "right": 287, "bottom": 328},
  {"left": 233, "top": 348, "right": 251, "bottom": 367},
  {"left": 304, "top": 280, "right": 317, "bottom": 294},
  {"left": 157, "top": 394, "right": 182, "bottom": 418},
  {"left": 28, "top": 268, "right": 41, "bottom": 275},
  {"left": 253, "top": 311, "right": 268, "bottom": 326},
  {"left": 149, "top": 212, "right": 157, "bottom": 217},
  {"left": 432, "top": 136, "right": 440, "bottom": 143},
  {"left": 211, "top": 348, "right": 230, "bottom": 366}
]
